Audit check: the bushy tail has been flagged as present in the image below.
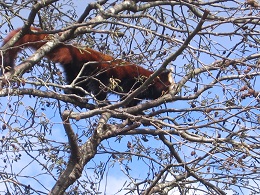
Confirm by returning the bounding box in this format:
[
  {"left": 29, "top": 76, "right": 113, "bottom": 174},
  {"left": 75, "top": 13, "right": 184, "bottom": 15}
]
[
  {"left": 1, "top": 27, "right": 115, "bottom": 72},
  {"left": 1, "top": 27, "right": 49, "bottom": 71}
]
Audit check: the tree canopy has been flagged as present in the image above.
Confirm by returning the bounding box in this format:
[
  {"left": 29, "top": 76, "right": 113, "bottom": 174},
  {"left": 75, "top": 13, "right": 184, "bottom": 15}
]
[{"left": 0, "top": 0, "right": 260, "bottom": 194}]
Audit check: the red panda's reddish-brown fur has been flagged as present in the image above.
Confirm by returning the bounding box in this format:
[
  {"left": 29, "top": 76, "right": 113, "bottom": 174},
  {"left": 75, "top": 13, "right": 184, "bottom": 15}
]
[{"left": 1, "top": 27, "right": 172, "bottom": 106}]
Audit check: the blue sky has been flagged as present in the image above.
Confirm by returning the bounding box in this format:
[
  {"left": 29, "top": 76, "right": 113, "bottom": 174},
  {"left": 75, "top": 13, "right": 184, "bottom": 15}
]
[{"left": 1, "top": 0, "right": 260, "bottom": 194}]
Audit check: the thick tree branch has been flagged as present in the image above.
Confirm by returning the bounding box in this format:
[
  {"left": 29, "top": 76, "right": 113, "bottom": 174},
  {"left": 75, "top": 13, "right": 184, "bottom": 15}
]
[{"left": 50, "top": 111, "right": 118, "bottom": 194}]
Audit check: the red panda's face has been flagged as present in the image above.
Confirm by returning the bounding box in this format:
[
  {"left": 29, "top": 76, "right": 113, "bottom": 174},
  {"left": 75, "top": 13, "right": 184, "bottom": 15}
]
[{"left": 156, "top": 70, "right": 173, "bottom": 91}]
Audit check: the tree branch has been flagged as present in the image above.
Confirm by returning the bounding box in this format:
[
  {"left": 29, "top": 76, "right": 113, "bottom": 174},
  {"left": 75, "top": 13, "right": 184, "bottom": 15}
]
[{"left": 159, "top": 134, "right": 226, "bottom": 195}]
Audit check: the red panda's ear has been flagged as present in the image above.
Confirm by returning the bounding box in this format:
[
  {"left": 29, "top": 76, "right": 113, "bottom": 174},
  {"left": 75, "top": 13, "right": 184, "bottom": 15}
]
[
  {"left": 167, "top": 67, "right": 174, "bottom": 91},
  {"left": 167, "top": 69, "right": 174, "bottom": 85}
]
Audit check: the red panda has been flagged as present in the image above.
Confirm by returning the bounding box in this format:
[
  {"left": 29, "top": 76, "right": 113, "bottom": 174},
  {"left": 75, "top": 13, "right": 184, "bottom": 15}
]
[{"left": 1, "top": 27, "right": 172, "bottom": 106}]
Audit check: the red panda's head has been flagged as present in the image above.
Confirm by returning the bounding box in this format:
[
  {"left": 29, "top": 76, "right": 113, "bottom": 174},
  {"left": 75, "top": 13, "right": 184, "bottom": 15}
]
[{"left": 156, "top": 70, "right": 174, "bottom": 93}]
